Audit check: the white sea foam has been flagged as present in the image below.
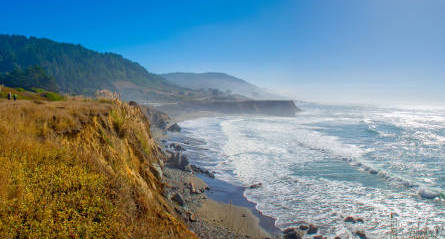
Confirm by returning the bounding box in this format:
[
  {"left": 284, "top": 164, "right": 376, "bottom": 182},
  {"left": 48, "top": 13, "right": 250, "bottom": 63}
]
[{"left": 176, "top": 104, "right": 445, "bottom": 238}]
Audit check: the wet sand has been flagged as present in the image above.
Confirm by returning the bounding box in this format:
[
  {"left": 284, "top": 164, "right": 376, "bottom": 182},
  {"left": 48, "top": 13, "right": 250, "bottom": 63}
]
[{"left": 155, "top": 109, "right": 282, "bottom": 238}]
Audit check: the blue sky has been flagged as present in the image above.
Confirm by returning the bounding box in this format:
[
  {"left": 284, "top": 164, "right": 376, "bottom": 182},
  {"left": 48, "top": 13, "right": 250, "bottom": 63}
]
[{"left": 1, "top": 0, "right": 444, "bottom": 104}]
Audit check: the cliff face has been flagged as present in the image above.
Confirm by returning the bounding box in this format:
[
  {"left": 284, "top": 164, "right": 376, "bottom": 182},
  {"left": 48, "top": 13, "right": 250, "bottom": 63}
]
[
  {"left": 0, "top": 96, "right": 195, "bottom": 238},
  {"left": 199, "top": 100, "right": 300, "bottom": 117},
  {"left": 158, "top": 100, "right": 301, "bottom": 117}
]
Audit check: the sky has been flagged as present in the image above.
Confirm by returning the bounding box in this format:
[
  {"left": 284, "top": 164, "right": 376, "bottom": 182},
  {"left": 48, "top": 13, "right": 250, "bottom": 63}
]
[{"left": 1, "top": 0, "right": 444, "bottom": 105}]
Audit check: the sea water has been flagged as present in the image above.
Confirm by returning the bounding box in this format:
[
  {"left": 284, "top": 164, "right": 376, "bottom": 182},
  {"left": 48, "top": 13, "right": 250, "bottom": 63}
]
[{"left": 168, "top": 102, "right": 445, "bottom": 238}]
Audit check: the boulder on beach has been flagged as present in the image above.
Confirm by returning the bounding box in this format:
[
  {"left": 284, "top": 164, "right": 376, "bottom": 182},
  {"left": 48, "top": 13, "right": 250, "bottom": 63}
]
[
  {"left": 188, "top": 212, "right": 197, "bottom": 222},
  {"left": 166, "top": 152, "right": 192, "bottom": 171},
  {"left": 190, "top": 164, "right": 215, "bottom": 178},
  {"left": 283, "top": 228, "right": 302, "bottom": 239},
  {"left": 313, "top": 236, "right": 326, "bottom": 239},
  {"left": 172, "top": 193, "right": 185, "bottom": 206}
]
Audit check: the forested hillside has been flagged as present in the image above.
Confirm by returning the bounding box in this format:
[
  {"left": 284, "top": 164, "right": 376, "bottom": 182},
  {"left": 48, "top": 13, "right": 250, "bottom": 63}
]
[
  {"left": 0, "top": 65, "right": 57, "bottom": 91},
  {"left": 0, "top": 35, "right": 177, "bottom": 95}
]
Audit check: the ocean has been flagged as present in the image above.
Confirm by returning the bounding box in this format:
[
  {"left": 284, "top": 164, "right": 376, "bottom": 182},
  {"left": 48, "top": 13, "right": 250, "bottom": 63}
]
[{"left": 168, "top": 102, "right": 445, "bottom": 238}]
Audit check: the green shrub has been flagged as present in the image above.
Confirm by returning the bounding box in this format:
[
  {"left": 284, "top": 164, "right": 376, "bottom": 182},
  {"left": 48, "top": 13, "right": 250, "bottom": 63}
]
[
  {"left": 43, "top": 92, "right": 65, "bottom": 101},
  {"left": 31, "top": 87, "right": 46, "bottom": 93},
  {"left": 15, "top": 87, "right": 25, "bottom": 92}
]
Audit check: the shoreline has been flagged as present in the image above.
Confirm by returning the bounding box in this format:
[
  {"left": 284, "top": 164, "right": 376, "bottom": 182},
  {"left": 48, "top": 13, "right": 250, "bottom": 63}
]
[
  {"left": 162, "top": 166, "right": 274, "bottom": 238},
  {"left": 158, "top": 110, "right": 282, "bottom": 238},
  {"left": 197, "top": 173, "right": 282, "bottom": 237}
]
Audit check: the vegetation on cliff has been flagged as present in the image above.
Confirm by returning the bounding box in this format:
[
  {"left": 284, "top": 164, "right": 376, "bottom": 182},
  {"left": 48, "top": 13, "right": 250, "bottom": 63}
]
[{"left": 0, "top": 89, "right": 195, "bottom": 238}]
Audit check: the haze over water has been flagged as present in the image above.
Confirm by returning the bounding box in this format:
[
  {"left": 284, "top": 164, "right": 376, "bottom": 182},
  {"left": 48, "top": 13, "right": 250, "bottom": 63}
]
[{"left": 172, "top": 102, "right": 445, "bottom": 238}]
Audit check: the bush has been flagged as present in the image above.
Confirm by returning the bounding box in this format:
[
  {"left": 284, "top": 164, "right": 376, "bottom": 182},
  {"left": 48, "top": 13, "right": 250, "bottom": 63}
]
[
  {"left": 43, "top": 91, "right": 65, "bottom": 101},
  {"left": 31, "top": 87, "right": 46, "bottom": 93}
]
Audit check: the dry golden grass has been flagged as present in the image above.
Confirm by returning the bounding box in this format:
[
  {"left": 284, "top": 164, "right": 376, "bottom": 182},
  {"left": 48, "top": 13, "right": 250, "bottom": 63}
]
[{"left": 0, "top": 97, "right": 196, "bottom": 238}]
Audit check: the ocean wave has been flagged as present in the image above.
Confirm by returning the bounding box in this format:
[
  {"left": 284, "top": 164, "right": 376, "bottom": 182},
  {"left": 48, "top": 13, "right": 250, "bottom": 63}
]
[{"left": 176, "top": 105, "right": 445, "bottom": 238}]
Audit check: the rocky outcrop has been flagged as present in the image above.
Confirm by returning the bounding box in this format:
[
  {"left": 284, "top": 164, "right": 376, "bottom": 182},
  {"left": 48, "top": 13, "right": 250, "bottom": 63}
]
[
  {"left": 283, "top": 228, "right": 303, "bottom": 239},
  {"left": 248, "top": 183, "right": 262, "bottom": 189},
  {"left": 165, "top": 151, "right": 192, "bottom": 172},
  {"left": 307, "top": 224, "right": 318, "bottom": 234},
  {"left": 167, "top": 123, "right": 181, "bottom": 132},
  {"left": 192, "top": 100, "right": 300, "bottom": 117},
  {"left": 172, "top": 193, "right": 186, "bottom": 206},
  {"left": 169, "top": 143, "right": 185, "bottom": 151},
  {"left": 158, "top": 100, "right": 301, "bottom": 118},
  {"left": 142, "top": 106, "right": 171, "bottom": 130},
  {"left": 190, "top": 164, "right": 215, "bottom": 178}
]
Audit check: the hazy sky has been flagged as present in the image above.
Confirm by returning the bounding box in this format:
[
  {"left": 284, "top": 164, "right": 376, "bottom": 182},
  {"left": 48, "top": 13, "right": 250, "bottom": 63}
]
[{"left": 1, "top": 0, "right": 444, "bottom": 105}]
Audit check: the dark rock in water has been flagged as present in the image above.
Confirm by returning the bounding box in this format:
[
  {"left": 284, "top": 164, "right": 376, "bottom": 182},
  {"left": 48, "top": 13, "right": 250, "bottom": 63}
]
[
  {"left": 283, "top": 228, "right": 302, "bottom": 239},
  {"left": 167, "top": 123, "right": 181, "bottom": 132},
  {"left": 169, "top": 143, "right": 185, "bottom": 152},
  {"left": 355, "top": 230, "right": 367, "bottom": 239},
  {"left": 249, "top": 183, "right": 262, "bottom": 189},
  {"left": 172, "top": 193, "right": 185, "bottom": 206},
  {"left": 299, "top": 224, "right": 309, "bottom": 231},
  {"left": 334, "top": 237, "right": 342, "bottom": 239},
  {"left": 313, "top": 236, "right": 325, "bottom": 239},
  {"left": 369, "top": 169, "right": 378, "bottom": 175},
  {"left": 418, "top": 188, "right": 439, "bottom": 199},
  {"left": 307, "top": 224, "right": 318, "bottom": 234},
  {"left": 344, "top": 216, "right": 364, "bottom": 224},
  {"left": 344, "top": 216, "right": 356, "bottom": 223}
]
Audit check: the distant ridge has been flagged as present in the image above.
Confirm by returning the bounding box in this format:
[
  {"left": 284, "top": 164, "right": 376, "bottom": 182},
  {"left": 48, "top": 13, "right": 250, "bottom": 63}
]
[{"left": 161, "top": 72, "right": 283, "bottom": 99}]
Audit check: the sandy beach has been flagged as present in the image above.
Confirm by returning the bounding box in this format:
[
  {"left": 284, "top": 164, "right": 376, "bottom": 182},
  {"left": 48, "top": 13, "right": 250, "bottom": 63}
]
[
  {"left": 161, "top": 166, "right": 275, "bottom": 239},
  {"left": 157, "top": 110, "right": 281, "bottom": 238}
]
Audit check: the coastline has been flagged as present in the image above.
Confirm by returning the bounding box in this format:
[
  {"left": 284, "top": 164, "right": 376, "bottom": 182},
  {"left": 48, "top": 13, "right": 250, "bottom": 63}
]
[
  {"left": 162, "top": 166, "right": 274, "bottom": 238},
  {"left": 157, "top": 111, "right": 282, "bottom": 238},
  {"left": 197, "top": 174, "right": 282, "bottom": 237}
]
